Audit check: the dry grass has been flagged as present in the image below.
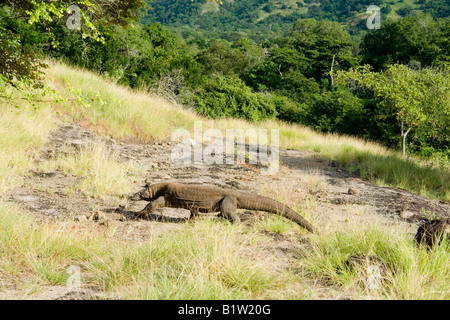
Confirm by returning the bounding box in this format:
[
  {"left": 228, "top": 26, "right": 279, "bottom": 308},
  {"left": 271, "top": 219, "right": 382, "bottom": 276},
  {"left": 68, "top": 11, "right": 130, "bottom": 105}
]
[
  {"left": 0, "top": 202, "right": 300, "bottom": 299},
  {"left": 38, "top": 143, "right": 145, "bottom": 199},
  {"left": 46, "top": 61, "right": 200, "bottom": 142},
  {"left": 2, "top": 199, "right": 448, "bottom": 300},
  {"left": 0, "top": 94, "right": 57, "bottom": 194}
]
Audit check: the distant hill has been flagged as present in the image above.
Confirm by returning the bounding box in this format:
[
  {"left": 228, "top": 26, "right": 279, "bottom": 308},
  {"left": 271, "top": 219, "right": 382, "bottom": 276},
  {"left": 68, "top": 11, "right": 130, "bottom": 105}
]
[{"left": 142, "top": 0, "right": 449, "bottom": 40}]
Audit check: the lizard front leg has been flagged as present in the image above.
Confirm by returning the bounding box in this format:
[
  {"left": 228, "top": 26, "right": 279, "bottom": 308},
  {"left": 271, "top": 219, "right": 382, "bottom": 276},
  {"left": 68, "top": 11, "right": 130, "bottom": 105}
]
[{"left": 137, "top": 196, "right": 166, "bottom": 219}]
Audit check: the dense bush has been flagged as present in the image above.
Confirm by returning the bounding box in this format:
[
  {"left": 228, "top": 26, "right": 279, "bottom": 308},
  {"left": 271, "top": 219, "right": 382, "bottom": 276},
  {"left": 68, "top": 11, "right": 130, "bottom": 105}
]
[
  {"left": 192, "top": 75, "right": 278, "bottom": 121},
  {"left": 302, "top": 87, "right": 368, "bottom": 135}
]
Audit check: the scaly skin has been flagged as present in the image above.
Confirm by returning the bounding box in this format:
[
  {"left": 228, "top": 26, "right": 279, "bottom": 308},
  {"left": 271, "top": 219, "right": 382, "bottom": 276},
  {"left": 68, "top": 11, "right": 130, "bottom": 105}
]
[{"left": 130, "top": 182, "right": 317, "bottom": 233}]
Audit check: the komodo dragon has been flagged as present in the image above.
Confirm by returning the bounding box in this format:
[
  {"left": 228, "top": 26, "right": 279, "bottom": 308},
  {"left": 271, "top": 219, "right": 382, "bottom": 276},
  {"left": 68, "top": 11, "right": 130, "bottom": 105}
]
[{"left": 130, "top": 182, "right": 317, "bottom": 233}]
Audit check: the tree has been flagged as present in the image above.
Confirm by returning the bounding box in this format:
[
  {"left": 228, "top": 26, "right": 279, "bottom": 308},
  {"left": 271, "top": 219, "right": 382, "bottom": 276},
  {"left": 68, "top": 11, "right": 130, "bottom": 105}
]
[
  {"left": 336, "top": 64, "right": 450, "bottom": 156},
  {"left": 0, "top": 0, "right": 146, "bottom": 87},
  {"left": 278, "top": 19, "right": 357, "bottom": 81},
  {"left": 195, "top": 38, "right": 264, "bottom": 77},
  {"left": 303, "top": 87, "right": 367, "bottom": 135},
  {"left": 360, "top": 14, "right": 449, "bottom": 71}
]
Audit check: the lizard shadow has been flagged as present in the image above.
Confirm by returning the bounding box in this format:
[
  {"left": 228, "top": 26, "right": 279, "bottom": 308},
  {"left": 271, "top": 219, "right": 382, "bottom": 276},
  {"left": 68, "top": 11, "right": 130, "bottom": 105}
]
[{"left": 103, "top": 208, "right": 188, "bottom": 223}]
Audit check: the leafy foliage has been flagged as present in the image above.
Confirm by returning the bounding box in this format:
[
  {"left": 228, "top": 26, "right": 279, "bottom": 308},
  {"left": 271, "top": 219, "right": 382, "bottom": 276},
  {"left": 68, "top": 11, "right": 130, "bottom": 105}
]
[
  {"left": 0, "top": 0, "right": 146, "bottom": 87},
  {"left": 0, "top": 7, "right": 47, "bottom": 88},
  {"left": 192, "top": 75, "right": 278, "bottom": 121},
  {"left": 303, "top": 87, "right": 368, "bottom": 136},
  {"left": 360, "top": 14, "right": 450, "bottom": 71},
  {"left": 195, "top": 38, "right": 264, "bottom": 76},
  {"left": 143, "top": 0, "right": 447, "bottom": 40},
  {"left": 336, "top": 64, "right": 450, "bottom": 156}
]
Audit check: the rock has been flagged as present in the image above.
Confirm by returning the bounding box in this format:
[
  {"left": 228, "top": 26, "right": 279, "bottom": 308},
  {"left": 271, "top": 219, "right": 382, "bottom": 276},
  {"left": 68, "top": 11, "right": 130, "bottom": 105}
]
[
  {"left": 31, "top": 171, "right": 57, "bottom": 178},
  {"left": 70, "top": 142, "right": 83, "bottom": 150},
  {"left": 344, "top": 255, "right": 385, "bottom": 271},
  {"left": 341, "top": 255, "right": 389, "bottom": 290},
  {"left": 156, "top": 174, "right": 171, "bottom": 180},
  {"left": 400, "top": 210, "right": 415, "bottom": 219},
  {"left": 99, "top": 219, "right": 111, "bottom": 227},
  {"left": 415, "top": 218, "right": 450, "bottom": 248}
]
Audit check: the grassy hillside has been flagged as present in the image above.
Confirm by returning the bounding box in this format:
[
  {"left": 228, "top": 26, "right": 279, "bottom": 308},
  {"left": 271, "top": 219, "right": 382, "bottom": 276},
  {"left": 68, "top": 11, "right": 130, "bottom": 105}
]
[
  {"left": 48, "top": 61, "right": 450, "bottom": 201},
  {"left": 2, "top": 60, "right": 446, "bottom": 200},
  {"left": 143, "top": 0, "right": 448, "bottom": 39},
  {"left": 0, "top": 61, "right": 449, "bottom": 299}
]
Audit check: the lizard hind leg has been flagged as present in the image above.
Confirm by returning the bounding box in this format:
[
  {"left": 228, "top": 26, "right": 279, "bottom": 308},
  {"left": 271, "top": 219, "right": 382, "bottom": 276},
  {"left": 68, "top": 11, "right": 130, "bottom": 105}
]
[
  {"left": 219, "top": 196, "right": 240, "bottom": 223},
  {"left": 137, "top": 196, "right": 166, "bottom": 219},
  {"left": 189, "top": 207, "right": 199, "bottom": 220}
]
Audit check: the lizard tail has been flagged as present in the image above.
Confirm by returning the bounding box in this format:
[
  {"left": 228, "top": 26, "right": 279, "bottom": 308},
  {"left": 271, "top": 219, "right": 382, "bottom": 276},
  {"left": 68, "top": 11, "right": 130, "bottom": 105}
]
[{"left": 237, "top": 194, "right": 317, "bottom": 233}]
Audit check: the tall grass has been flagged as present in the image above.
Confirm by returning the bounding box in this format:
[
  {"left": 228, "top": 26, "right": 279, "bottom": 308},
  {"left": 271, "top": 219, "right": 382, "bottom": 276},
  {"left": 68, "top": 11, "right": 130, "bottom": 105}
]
[
  {"left": 0, "top": 95, "right": 57, "bottom": 194},
  {"left": 3, "top": 200, "right": 447, "bottom": 299},
  {"left": 47, "top": 62, "right": 199, "bottom": 142},
  {"left": 39, "top": 143, "right": 145, "bottom": 199},
  {"left": 300, "top": 224, "right": 450, "bottom": 299},
  {"left": 0, "top": 202, "right": 296, "bottom": 299}
]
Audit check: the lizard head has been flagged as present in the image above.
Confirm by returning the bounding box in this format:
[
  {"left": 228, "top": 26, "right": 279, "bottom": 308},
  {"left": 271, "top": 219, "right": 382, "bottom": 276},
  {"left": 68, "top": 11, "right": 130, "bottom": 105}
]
[{"left": 129, "top": 186, "right": 151, "bottom": 201}]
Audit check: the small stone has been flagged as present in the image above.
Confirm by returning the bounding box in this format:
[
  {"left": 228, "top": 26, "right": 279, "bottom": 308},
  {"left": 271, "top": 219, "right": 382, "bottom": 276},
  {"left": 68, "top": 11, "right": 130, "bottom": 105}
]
[
  {"left": 400, "top": 210, "right": 415, "bottom": 219},
  {"left": 99, "top": 219, "right": 111, "bottom": 227},
  {"left": 74, "top": 215, "right": 87, "bottom": 222}
]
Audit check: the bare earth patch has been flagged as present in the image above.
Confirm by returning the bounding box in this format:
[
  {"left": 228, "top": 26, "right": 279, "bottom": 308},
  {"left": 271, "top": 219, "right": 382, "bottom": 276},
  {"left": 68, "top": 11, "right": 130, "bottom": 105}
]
[{"left": 3, "top": 123, "right": 449, "bottom": 299}]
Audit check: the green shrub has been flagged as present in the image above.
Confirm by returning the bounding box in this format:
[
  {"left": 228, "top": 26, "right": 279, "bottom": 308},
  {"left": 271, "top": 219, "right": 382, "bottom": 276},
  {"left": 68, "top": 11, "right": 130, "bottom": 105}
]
[{"left": 193, "top": 75, "right": 278, "bottom": 121}]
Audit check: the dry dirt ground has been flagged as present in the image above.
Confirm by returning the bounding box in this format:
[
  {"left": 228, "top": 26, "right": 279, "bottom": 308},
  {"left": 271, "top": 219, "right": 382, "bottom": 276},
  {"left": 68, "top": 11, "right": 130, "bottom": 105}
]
[{"left": 2, "top": 123, "right": 449, "bottom": 299}]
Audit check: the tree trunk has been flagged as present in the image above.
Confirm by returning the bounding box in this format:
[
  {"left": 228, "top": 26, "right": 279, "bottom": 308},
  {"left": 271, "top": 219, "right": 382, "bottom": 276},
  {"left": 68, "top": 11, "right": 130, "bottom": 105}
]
[
  {"left": 330, "top": 55, "right": 335, "bottom": 86},
  {"left": 401, "top": 117, "right": 412, "bottom": 157}
]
